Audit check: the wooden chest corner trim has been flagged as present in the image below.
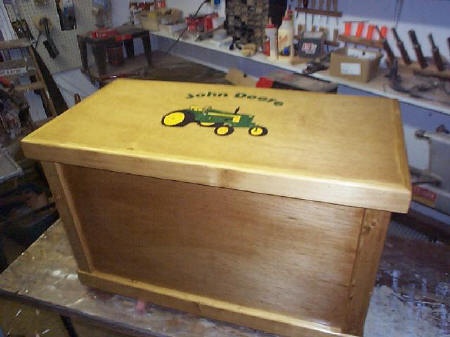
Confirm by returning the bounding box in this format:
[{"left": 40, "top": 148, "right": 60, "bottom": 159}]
[
  {"left": 344, "top": 209, "right": 391, "bottom": 335},
  {"left": 41, "top": 162, "right": 94, "bottom": 272}
]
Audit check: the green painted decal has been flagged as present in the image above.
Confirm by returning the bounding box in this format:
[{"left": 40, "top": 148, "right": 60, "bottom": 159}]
[
  {"left": 161, "top": 106, "right": 268, "bottom": 137},
  {"left": 185, "top": 91, "right": 283, "bottom": 106}
]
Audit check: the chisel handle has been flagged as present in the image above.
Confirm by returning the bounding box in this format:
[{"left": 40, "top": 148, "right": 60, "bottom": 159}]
[
  {"left": 408, "top": 30, "right": 427, "bottom": 69},
  {"left": 392, "top": 28, "right": 411, "bottom": 65},
  {"left": 428, "top": 33, "right": 444, "bottom": 71}
]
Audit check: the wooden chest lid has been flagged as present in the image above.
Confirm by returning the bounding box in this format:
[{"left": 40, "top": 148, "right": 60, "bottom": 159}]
[{"left": 22, "top": 79, "right": 411, "bottom": 212}]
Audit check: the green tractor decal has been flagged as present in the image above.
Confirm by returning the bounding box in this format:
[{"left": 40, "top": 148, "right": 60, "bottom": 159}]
[{"left": 161, "top": 106, "right": 268, "bottom": 136}]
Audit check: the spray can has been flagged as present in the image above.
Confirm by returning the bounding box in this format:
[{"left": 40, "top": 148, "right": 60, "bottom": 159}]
[
  {"left": 277, "top": 11, "right": 294, "bottom": 62},
  {"left": 264, "top": 18, "right": 277, "bottom": 60}
]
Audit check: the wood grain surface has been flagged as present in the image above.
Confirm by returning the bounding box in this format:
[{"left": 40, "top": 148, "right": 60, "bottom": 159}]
[
  {"left": 22, "top": 79, "right": 411, "bottom": 212},
  {"left": 59, "top": 164, "right": 368, "bottom": 336}
]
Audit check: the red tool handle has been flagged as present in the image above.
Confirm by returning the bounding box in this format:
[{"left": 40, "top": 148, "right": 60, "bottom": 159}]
[
  {"left": 366, "top": 24, "right": 375, "bottom": 40},
  {"left": 355, "top": 22, "right": 365, "bottom": 38},
  {"left": 344, "top": 22, "right": 352, "bottom": 36},
  {"left": 379, "top": 26, "right": 388, "bottom": 39}
]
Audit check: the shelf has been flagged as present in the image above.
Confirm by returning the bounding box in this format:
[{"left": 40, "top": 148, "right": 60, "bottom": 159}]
[
  {"left": 312, "top": 69, "right": 450, "bottom": 114},
  {"left": 151, "top": 31, "right": 450, "bottom": 116},
  {"left": 0, "top": 38, "right": 31, "bottom": 50},
  {"left": 15, "top": 81, "right": 46, "bottom": 92},
  {"left": 407, "top": 63, "right": 450, "bottom": 81},
  {"left": 295, "top": 8, "right": 342, "bottom": 18},
  {"left": 337, "top": 34, "right": 384, "bottom": 49}
]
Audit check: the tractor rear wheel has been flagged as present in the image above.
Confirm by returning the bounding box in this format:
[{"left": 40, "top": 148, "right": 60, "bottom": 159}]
[{"left": 161, "top": 110, "right": 194, "bottom": 127}]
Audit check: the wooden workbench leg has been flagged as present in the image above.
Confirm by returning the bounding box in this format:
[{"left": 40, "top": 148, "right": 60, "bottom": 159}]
[
  {"left": 123, "top": 39, "right": 135, "bottom": 58},
  {"left": 91, "top": 43, "right": 107, "bottom": 76},
  {"left": 77, "top": 35, "right": 88, "bottom": 73},
  {"left": 60, "top": 315, "right": 79, "bottom": 337},
  {"left": 141, "top": 33, "right": 152, "bottom": 66}
]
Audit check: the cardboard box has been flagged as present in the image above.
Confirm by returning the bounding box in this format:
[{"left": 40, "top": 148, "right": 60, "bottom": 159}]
[
  {"left": 21, "top": 79, "right": 411, "bottom": 337},
  {"left": 329, "top": 47, "right": 382, "bottom": 82}
]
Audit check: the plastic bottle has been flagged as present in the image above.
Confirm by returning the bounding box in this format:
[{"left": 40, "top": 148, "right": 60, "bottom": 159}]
[
  {"left": 277, "top": 10, "right": 294, "bottom": 62},
  {"left": 264, "top": 18, "right": 277, "bottom": 60}
]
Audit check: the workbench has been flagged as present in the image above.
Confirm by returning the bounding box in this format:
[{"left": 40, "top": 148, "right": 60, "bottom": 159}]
[
  {"left": 77, "top": 24, "right": 152, "bottom": 85},
  {"left": 0, "top": 220, "right": 272, "bottom": 337},
  {"left": 0, "top": 220, "right": 448, "bottom": 337}
]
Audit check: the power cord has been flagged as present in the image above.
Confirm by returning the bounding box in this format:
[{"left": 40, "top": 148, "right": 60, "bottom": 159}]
[{"left": 165, "top": 0, "right": 210, "bottom": 55}]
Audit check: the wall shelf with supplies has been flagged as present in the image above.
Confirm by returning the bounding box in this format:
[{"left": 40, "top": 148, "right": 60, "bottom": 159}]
[{"left": 151, "top": 31, "right": 450, "bottom": 116}]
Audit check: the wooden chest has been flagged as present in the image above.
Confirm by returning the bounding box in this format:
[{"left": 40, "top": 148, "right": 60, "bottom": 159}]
[{"left": 22, "top": 79, "right": 411, "bottom": 337}]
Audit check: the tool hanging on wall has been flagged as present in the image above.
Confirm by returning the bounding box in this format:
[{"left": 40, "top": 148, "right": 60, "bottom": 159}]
[
  {"left": 35, "top": 17, "right": 59, "bottom": 58},
  {"left": 55, "top": 0, "right": 77, "bottom": 30}
]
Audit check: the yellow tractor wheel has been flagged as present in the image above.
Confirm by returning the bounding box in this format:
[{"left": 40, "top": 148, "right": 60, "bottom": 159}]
[
  {"left": 248, "top": 126, "right": 268, "bottom": 136},
  {"left": 214, "top": 125, "right": 234, "bottom": 136},
  {"left": 198, "top": 122, "right": 216, "bottom": 127},
  {"left": 161, "top": 111, "right": 193, "bottom": 127}
]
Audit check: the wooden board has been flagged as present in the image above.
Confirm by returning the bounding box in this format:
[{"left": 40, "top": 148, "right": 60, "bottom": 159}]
[
  {"left": 43, "top": 163, "right": 388, "bottom": 337},
  {"left": 22, "top": 79, "right": 411, "bottom": 213}
]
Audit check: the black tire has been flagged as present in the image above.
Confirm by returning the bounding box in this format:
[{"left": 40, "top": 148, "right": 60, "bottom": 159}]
[
  {"left": 161, "top": 110, "right": 194, "bottom": 127},
  {"left": 248, "top": 126, "right": 268, "bottom": 136},
  {"left": 214, "top": 125, "right": 234, "bottom": 136},
  {"left": 197, "top": 121, "right": 220, "bottom": 127}
]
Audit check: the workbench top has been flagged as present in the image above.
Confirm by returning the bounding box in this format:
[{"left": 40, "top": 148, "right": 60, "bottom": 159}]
[
  {"left": 0, "top": 221, "right": 272, "bottom": 337},
  {"left": 22, "top": 79, "right": 410, "bottom": 212},
  {"left": 0, "top": 220, "right": 447, "bottom": 337}
]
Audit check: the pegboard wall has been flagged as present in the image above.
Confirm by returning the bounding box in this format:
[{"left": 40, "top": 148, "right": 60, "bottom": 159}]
[{"left": 12, "top": 0, "right": 97, "bottom": 74}]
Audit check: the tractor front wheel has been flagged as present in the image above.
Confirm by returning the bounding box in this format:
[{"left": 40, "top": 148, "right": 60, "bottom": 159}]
[
  {"left": 248, "top": 126, "right": 268, "bottom": 136},
  {"left": 214, "top": 125, "right": 234, "bottom": 136},
  {"left": 198, "top": 121, "right": 218, "bottom": 127}
]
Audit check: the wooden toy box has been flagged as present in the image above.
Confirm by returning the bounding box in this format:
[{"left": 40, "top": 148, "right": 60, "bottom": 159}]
[{"left": 21, "top": 79, "right": 411, "bottom": 337}]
